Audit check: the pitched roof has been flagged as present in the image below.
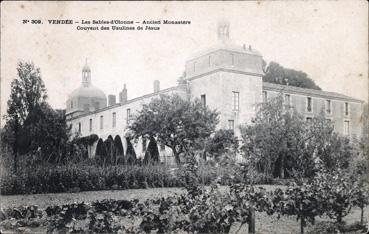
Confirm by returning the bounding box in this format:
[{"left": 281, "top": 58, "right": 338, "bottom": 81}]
[{"left": 262, "top": 82, "right": 363, "bottom": 103}]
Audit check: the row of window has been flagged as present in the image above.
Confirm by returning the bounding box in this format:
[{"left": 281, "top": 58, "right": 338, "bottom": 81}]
[
  {"left": 78, "top": 108, "right": 133, "bottom": 132},
  {"left": 305, "top": 117, "right": 350, "bottom": 136},
  {"left": 262, "top": 91, "right": 350, "bottom": 116}
]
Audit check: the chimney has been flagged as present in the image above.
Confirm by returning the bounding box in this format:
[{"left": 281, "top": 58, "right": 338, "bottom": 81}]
[
  {"left": 153, "top": 80, "right": 160, "bottom": 93},
  {"left": 108, "top": 95, "right": 116, "bottom": 106},
  {"left": 119, "top": 84, "right": 127, "bottom": 104}
]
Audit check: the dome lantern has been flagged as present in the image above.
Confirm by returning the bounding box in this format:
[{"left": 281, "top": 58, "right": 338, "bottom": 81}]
[{"left": 82, "top": 58, "right": 91, "bottom": 87}]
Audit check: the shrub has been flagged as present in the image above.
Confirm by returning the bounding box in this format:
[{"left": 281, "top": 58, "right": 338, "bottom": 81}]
[{"left": 0, "top": 162, "right": 180, "bottom": 195}]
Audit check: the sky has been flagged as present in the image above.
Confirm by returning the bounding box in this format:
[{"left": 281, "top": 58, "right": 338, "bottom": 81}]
[{"left": 1, "top": 1, "right": 368, "bottom": 126}]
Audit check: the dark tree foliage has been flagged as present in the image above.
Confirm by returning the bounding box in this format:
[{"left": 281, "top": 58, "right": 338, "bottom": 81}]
[
  {"left": 263, "top": 61, "right": 321, "bottom": 90},
  {"left": 205, "top": 129, "right": 239, "bottom": 160},
  {"left": 129, "top": 94, "right": 219, "bottom": 164},
  {"left": 144, "top": 137, "right": 160, "bottom": 164},
  {"left": 126, "top": 138, "right": 137, "bottom": 165},
  {"left": 113, "top": 135, "right": 124, "bottom": 164},
  {"left": 240, "top": 95, "right": 352, "bottom": 179},
  {"left": 74, "top": 134, "right": 99, "bottom": 146},
  {"left": 104, "top": 136, "right": 115, "bottom": 164},
  {"left": 2, "top": 61, "right": 73, "bottom": 168}
]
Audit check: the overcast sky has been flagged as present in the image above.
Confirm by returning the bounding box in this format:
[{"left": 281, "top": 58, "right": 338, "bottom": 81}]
[{"left": 1, "top": 1, "right": 368, "bottom": 125}]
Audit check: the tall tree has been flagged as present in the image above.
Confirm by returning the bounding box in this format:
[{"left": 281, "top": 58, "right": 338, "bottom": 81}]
[
  {"left": 3, "top": 61, "right": 71, "bottom": 168},
  {"left": 263, "top": 61, "right": 321, "bottom": 90},
  {"left": 6, "top": 61, "right": 47, "bottom": 124},
  {"left": 241, "top": 94, "right": 354, "bottom": 179},
  {"left": 240, "top": 95, "right": 307, "bottom": 178},
  {"left": 129, "top": 94, "right": 219, "bottom": 164}
]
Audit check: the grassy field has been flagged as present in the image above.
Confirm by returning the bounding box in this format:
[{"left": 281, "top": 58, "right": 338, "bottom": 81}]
[{"left": 0, "top": 186, "right": 368, "bottom": 233}]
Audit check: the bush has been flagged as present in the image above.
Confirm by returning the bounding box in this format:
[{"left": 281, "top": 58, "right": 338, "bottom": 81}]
[{"left": 0, "top": 162, "right": 182, "bottom": 195}]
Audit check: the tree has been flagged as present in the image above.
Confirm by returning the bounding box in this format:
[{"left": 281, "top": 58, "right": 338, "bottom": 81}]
[
  {"left": 240, "top": 95, "right": 308, "bottom": 179},
  {"left": 2, "top": 61, "right": 71, "bottom": 168},
  {"left": 129, "top": 94, "right": 219, "bottom": 164},
  {"left": 263, "top": 61, "right": 321, "bottom": 90},
  {"left": 204, "top": 129, "right": 239, "bottom": 160},
  {"left": 6, "top": 61, "right": 47, "bottom": 124},
  {"left": 3, "top": 61, "right": 47, "bottom": 171},
  {"left": 22, "top": 104, "right": 71, "bottom": 162}
]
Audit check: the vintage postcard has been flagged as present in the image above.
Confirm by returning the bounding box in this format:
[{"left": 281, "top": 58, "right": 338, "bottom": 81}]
[{"left": 0, "top": 1, "right": 368, "bottom": 233}]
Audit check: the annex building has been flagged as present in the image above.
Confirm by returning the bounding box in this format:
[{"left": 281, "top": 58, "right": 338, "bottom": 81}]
[{"left": 66, "top": 22, "right": 364, "bottom": 164}]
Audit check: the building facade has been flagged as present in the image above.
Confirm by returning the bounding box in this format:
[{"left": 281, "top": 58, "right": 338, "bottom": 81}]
[{"left": 66, "top": 22, "right": 364, "bottom": 163}]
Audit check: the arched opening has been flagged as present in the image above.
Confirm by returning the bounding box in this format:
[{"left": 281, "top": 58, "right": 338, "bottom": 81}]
[
  {"left": 95, "top": 138, "right": 107, "bottom": 165},
  {"left": 144, "top": 136, "right": 160, "bottom": 164},
  {"left": 114, "top": 135, "right": 124, "bottom": 165},
  {"left": 126, "top": 137, "right": 137, "bottom": 165}
]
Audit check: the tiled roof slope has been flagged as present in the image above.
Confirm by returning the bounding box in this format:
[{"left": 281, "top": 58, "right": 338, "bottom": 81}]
[{"left": 262, "top": 82, "right": 364, "bottom": 103}]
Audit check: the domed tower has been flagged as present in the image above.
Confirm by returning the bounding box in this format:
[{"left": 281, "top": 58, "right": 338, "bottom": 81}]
[
  {"left": 184, "top": 20, "right": 264, "bottom": 135},
  {"left": 66, "top": 60, "right": 107, "bottom": 119}
]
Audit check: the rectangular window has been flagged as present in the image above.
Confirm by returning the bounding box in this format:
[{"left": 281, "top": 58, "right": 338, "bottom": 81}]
[
  {"left": 201, "top": 94, "right": 206, "bottom": 107},
  {"left": 232, "top": 92, "right": 240, "bottom": 111},
  {"left": 284, "top": 94, "right": 291, "bottom": 106},
  {"left": 306, "top": 117, "right": 313, "bottom": 122},
  {"left": 344, "top": 120, "right": 350, "bottom": 135},
  {"left": 228, "top": 120, "right": 234, "bottom": 130},
  {"left": 127, "top": 108, "right": 131, "bottom": 124},
  {"left": 89, "top": 119, "right": 92, "bottom": 132},
  {"left": 208, "top": 56, "right": 211, "bottom": 66},
  {"left": 112, "top": 112, "right": 116, "bottom": 128},
  {"left": 306, "top": 97, "right": 312, "bottom": 112},
  {"left": 231, "top": 53, "right": 234, "bottom": 65},
  {"left": 326, "top": 100, "right": 332, "bottom": 114},
  {"left": 263, "top": 91, "right": 268, "bottom": 103},
  {"left": 193, "top": 61, "right": 196, "bottom": 72},
  {"left": 78, "top": 122, "right": 81, "bottom": 133},
  {"left": 344, "top": 102, "right": 349, "bottom": 116},
  {"left": 100, "top": 115, "right": 104, "bottom": 130}
]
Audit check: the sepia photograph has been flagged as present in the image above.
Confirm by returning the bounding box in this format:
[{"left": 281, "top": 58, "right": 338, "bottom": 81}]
[{"left": 0, "top": 1, "right": 368, "bottom": 233}]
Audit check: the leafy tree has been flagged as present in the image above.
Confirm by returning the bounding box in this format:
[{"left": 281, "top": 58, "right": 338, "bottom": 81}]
[
  {"left": 204, "top": 129, "right": 239, "bottom": 160},
  {"left": 263, "top": 61, "right": 321, "bottom": 90},
  {"left": 143, "top": 136, "right": 160, "bottom": 164},
  {"left": 23, "top": 104, "right": 71, "bottom": 162},
  {"left": 241, "top": 95, "right": 355, "bottom": 179},
  {"left": 240, "top": 95, "right": 309, "bottom": 179},
  {"left": 2, "top": 61, "right": 47, "bottom": 171},
  {"left": 2, "top": 61, "right": 71, "bottom": 169},
  {"left": 272, "top": 184, "right": 323, "bottom": 234},
  {"left": 5, "top": 61, "right": 48, "bottom": 124},
  {"left": 129, "top": 94, "right": 219, "bottom": 164}
]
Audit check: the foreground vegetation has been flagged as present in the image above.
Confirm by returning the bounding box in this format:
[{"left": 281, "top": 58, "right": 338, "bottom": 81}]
[{"left": 0, "top": 177, "right": 367, "bottom": 234}]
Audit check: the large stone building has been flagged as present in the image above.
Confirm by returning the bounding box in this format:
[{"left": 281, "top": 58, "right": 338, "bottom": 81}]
[{"left": 66, "top": 22, "right": 364, "bottom": 163}]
